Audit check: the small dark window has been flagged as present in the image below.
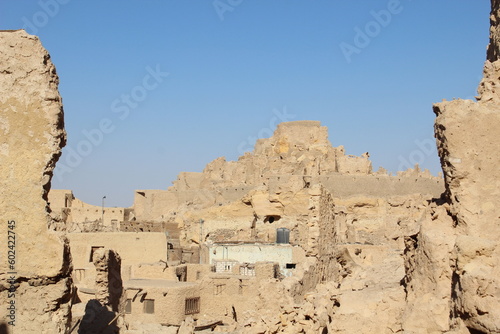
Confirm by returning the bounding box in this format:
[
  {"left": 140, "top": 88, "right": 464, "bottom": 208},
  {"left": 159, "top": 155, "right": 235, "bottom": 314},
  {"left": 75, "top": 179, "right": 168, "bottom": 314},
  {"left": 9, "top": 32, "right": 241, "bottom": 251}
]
[
  {"left": 276, "top": 228, "right": 290, "bottom": 244},
  {"left": 143, "top": 299, "right": 154, "bottom": 314},
  {"left": 238, "top": 280, "right": 247, "bottom": 295},
  {"left": 265, "top": 215, "right": 281, "bottom": 224},
  {"left": 125, "top": 299, "right": 132, "bottom": 314},
  {"left": 286, "top": 263, "right": 296, "bottom": 269},
  {"left": 467, "top": 328, "right": 487, "bottom": 334},
  {"left": 185, "top": 297, "right": 200, "bottom": 315},
  {"left": 214, "top": 284, "right": 225, "bottom": 295}
]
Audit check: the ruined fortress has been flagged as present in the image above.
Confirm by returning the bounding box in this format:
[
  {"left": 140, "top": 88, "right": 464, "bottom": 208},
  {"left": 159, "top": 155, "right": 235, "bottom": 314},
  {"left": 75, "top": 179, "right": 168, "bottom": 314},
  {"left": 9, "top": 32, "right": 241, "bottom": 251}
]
[{"left": 0, "top": 1, "right": 499, "bottom": 333}]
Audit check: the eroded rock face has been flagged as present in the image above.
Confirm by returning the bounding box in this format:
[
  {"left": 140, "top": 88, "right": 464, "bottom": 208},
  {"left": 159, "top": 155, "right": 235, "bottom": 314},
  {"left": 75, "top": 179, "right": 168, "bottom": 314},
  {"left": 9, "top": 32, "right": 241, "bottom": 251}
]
[
  {"left": 434, "top": 100, "right": 499, "bottom": 238},
  {"left": 487, "top": 0, "right": 500, "bottom": 62},
  {"left": 478, "top": 0, "right": 500, "bottom": 103},
  {"left": 0, "top": 30, "right": 72, "bottom": 333},
  {"left": 431, "top": 1, "right": 500, "bottom": 332},
  {"left": 393, "top": 2, "right": 500, "bottom": 333},
  {"left": 78, "top": 249, "right": 123, "bottom": 334},
  {"left": 93, "top": 249, "right": 123, "bottom": 312}
]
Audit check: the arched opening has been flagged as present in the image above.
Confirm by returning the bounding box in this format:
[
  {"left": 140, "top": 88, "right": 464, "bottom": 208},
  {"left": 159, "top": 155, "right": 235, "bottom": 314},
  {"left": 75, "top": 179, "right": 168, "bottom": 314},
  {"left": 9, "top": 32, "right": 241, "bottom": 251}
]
[{"left": 264, "top": 215, "right": 281, "bottom": 224}]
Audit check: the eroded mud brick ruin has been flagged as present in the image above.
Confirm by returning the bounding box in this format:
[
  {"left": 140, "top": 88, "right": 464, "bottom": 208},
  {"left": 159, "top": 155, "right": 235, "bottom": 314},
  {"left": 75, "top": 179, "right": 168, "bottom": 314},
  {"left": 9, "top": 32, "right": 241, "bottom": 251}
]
[
  {"left": 0, "top": 1, "right": 499, "bottom": 333},
  {"left": 0, "top": 31, "right": 73, "bottom": 333}
]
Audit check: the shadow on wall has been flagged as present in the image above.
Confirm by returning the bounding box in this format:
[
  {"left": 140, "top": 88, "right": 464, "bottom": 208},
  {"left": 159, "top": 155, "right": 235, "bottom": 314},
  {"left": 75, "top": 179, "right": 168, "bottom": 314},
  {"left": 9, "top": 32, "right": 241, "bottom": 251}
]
[
  {"left": 78, "top": 299, "right": 119, "bottom": 334},
  {"left": 108, "top": 251, "right": 123, "bottom": 313}
]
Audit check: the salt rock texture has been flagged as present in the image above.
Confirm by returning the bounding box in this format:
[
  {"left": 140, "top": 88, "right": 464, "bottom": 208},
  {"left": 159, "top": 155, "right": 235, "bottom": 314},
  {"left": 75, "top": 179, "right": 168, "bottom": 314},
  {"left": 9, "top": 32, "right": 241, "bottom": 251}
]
[{"left": 0, "top": 30, "right": 73, "bottom": 333}]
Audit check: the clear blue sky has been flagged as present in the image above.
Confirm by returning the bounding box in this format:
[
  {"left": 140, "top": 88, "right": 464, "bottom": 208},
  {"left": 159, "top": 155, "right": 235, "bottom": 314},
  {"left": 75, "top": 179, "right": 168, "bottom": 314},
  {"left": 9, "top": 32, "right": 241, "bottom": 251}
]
[{"left": 1, "top": 1, "right": 490, "bottom": 207}]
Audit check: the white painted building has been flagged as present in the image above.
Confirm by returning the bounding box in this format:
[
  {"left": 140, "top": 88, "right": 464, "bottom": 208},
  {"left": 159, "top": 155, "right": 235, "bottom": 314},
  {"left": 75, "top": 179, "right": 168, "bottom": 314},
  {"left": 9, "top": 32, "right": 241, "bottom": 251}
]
[{"left": 207, "top": 243, "right": 305, "bottom": 276}]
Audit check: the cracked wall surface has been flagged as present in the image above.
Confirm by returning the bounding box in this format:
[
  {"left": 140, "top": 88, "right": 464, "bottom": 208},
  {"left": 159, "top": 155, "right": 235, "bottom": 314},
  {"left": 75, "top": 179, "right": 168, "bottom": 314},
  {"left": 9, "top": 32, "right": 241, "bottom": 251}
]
[
  {"left": 0, "top": 30, "right": 73, "bottom": 333},
  {"left": 430, "top": 1, "right": 500, "bottom": 332}
]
